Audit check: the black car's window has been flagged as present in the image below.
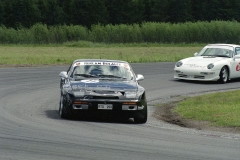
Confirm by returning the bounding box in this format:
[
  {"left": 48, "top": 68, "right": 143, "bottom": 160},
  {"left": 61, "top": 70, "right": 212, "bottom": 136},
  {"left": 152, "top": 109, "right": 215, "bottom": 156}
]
[{"left": 71, "top": 64, "right": 133, "bottom": 81}]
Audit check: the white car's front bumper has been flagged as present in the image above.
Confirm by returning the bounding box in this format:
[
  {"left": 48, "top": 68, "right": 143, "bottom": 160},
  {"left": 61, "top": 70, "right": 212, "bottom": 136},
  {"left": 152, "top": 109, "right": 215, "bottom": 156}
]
[{"left": 174, "top": 68, "right": 220, "bottom": 81}]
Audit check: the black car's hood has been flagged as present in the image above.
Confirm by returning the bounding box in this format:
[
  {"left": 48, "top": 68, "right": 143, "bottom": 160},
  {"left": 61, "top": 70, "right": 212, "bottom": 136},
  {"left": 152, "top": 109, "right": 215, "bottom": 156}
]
[
  {"left": 70, "top": 79, "right": 138, "bottom": 91},
  {"left": 62, "top": 79, "right": 145, "bottom": 100}
]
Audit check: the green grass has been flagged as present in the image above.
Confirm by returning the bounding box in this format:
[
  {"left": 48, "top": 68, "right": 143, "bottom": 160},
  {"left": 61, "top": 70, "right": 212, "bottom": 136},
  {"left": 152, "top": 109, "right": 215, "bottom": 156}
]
[
  {"left": 0, "top": 42, "right": 204, "bottom": 66},
  {"left": 174, "top": 91, "right": 240, "bottom": 127}
]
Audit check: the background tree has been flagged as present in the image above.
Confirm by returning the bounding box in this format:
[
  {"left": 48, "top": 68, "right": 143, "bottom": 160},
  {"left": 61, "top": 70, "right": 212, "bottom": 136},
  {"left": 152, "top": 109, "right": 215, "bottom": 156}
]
[
  {"left": 107, "top": 0, "right": 131, "bottom": 24},
  {"left": 0, "top": 1, "right": 3, "bottom": 25},
  {"left": 1, "top": 0, "right": 15, "bottom": 28},
  {"left": 229, "top": 0, "right": 240, "bottom": 21},
  {"left": 168, "top": 0, "right": 192, "bottom": 23},
  {"left": 45, "top": 0, "right": 65, "bottom": 25},
  {"left": 143, "top": 0, "right": 170, "bottom": 22},
  {"left": 88, "top": 0, "right": 109, "bottom": 26},
  {"left": 0, "top": 0, "right": 240, "bottom": 28},
  {"left": 68, "top": 0, "right": 90, "bottom": 27}
]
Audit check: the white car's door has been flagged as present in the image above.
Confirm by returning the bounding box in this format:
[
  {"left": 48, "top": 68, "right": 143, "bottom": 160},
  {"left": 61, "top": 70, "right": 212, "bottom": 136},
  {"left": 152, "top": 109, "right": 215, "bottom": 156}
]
[{"left": 230, "top": 47, "right": 240, "bottom": 78}]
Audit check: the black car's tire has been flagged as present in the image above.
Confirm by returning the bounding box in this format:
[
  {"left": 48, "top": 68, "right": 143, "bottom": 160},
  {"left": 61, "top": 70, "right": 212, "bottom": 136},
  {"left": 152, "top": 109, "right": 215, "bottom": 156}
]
[
  {"left": 121, "top": 117, "right": 130, "bottom": 123},
  {"left": 219, "top": 66, "right": 228, "bottom": 84},
  {"left": 59, "top": 95, "right": 72, "bottom": 119},
  {"left": 60, "top": 79, "right": 64, "bottom": 89},
  {"left": 134, "top": 109, "right": 148, "bottom": 124}
]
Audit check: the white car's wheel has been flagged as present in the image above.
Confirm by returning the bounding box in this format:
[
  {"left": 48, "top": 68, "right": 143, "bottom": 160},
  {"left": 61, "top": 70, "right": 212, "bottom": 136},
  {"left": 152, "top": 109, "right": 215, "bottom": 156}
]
[{"left": 219, "top": 66, "right": 228, "bottom": 83}]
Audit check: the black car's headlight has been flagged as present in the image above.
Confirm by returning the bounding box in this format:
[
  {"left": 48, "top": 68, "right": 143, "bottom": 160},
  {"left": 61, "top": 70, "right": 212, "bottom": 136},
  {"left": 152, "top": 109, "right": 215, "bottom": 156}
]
[
  {"left": 124, "top": 91, "right": 137, "bottom": 98},
  {"left": 207, "top": 63, "right": 214, "bottom": 69},
  {"left": 73, "top": 91, "right": 85, "bottom": 97},
  {"left": 63, "top": 84, "right": 85, "bottom": 97},
  {"left": 63, "top": 84, "right": 72, "bottom": 92},
  {"left": 125, "top": 88, "right": 145, "bottom": 99},
  {"left": 175, "top": 61, "right": 183, "bottom": 67}
]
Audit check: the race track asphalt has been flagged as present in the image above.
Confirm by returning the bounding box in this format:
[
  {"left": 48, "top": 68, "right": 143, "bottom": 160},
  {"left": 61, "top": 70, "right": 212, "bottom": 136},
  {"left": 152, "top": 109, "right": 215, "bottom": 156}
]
[{"left": 0, "top": 62, "right": 239, "bottom": 160}]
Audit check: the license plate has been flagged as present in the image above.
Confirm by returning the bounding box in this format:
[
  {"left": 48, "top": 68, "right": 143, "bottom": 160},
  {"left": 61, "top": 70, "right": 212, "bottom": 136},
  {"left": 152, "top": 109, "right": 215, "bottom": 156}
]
[{"left": 98, "top": 104, "right": 113, "bottom": 110}]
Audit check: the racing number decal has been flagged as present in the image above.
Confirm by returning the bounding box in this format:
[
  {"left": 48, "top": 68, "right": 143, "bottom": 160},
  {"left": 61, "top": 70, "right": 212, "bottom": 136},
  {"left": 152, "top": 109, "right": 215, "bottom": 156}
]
[{"left": 236, "top": 62, "right": 240, "bottom": 71}]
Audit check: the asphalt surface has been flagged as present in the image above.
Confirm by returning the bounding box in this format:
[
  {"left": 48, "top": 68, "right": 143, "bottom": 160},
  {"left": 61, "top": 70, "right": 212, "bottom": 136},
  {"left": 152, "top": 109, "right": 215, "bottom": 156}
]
[{"left": 0, "top": 62, "right": 240, "bottom": 160}]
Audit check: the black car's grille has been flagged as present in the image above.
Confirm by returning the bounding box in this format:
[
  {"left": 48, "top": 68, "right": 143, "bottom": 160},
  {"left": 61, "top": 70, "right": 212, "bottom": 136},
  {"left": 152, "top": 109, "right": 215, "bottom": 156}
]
[
  {"left": 92, "top": 96, "right": 119, "bottom": 99},
  {"left": 93, "top": 90, "right": 116, "bottom": 94},
  {"left": 89, "top": 102, "right": 122, "bottom": 111}
]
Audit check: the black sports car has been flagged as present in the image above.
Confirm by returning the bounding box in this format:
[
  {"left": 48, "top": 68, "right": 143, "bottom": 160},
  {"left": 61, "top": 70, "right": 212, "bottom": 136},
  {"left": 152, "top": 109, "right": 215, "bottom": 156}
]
[{"left": 59, "top": 59, "right": 148, "bottom": 123}]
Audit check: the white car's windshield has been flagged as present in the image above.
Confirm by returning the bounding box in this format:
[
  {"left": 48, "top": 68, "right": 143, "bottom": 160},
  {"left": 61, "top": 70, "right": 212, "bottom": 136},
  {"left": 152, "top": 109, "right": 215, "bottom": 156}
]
[
  {"left": 198, "top": 48, "right": 233, "bottom": 58},
  {"left": 72, "top": 64, "right": 133, "bottom": 81}
]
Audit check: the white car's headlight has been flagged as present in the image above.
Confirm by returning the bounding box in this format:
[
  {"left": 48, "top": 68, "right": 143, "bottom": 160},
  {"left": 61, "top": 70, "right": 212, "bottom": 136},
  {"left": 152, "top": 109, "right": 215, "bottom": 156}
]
[
  {"left": 125, "top": 91, "right": 137, "bottom": 98},
  {"left": 175, "top": 61, "right": 183, "bottom": 67},
  {"left": 73, "top": 91, "right": 85, "bottom": 97},
  {"left": 207, "top": 63, "right": 214, "bottom": 69}
]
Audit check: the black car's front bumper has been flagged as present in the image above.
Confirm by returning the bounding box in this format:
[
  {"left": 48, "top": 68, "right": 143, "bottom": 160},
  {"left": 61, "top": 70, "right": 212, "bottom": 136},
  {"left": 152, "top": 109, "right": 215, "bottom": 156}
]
[
  {"left": 68, "top": 97, "right": 147, "bottom": 118},
  {"left": 72, "top": 100, "right": 144, "bottom": 110}
]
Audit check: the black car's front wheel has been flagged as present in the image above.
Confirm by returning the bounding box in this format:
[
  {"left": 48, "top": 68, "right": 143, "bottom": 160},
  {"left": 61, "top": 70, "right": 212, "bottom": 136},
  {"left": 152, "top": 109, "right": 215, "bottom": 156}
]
[
  {"left": 134, "top": 109, "right": 148, "bottom": 124},
  {"left": 59, "top": 95, "right": 72, "bottom": 119},
  {"left": 219, "top": 66, "right": 228, "bottom": 83}
]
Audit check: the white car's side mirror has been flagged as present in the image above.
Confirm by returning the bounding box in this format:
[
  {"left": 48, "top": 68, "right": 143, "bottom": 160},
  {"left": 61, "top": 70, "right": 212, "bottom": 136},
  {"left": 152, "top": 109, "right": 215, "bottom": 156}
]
[
  {"left": 194, "top": 52, "right": 198, "bottom": 56},
  {"left": 59, "top": 71, "right": 68, "bottom": 79},
  {"left": 136, "top": 74, "right": 144, "bottom": 81}
]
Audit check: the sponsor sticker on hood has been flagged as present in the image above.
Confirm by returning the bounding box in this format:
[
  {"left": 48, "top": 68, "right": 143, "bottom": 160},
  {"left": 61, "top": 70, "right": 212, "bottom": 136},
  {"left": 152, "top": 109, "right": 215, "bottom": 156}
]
[
  {"left": 81, "top": 79, "right": 100, "bottom": 83},
  {"left": 184, "top": 63, "right": 206, "bottom": 68}
]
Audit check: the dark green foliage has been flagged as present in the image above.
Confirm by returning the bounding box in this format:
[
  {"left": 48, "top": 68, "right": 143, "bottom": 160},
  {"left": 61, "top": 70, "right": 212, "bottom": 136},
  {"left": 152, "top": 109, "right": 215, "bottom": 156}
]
[
  {"left": 68, "top": 0, "right": 108, "bottom": 28},
  {"left": 106, "top": 0, "right": 139, "bottom": 24},
  {"left": 0, "top": 0, "right": 240, "bottom": 44},
  {"left": 0, "top": 0, "right": 240, "bottom": 28},
  {"left": 143, "top": 0, "right": 169, "bottom": 22},
  {"left": 1, "top": 0, "right": 41, "bottom": 28},
  {"left": 0, "top": 2, "right": 3, "bottom": 25},
  {"left": 68, "top": 0, "right": 91, "bottom": 27},
  {"left": 1, "top": 21, "right": 240, "bottom": 44},
  {"left": 168, "top": 0, "right": 192, "bottom": 22}
]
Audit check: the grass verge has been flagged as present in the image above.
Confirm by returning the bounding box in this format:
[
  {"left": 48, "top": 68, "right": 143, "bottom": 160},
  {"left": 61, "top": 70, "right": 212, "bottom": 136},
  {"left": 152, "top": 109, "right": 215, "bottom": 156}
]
[
  {"left": 0, "top": 42, "right": 204, "bottom": 66},
  {"left": 173, "top": 90, "right": 240, "bottom": 127}
]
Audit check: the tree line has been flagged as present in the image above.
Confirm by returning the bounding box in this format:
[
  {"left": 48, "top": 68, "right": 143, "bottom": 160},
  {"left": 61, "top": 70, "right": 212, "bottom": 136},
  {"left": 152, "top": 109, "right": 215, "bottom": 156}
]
[
  {"left": 1, "top": 21, "right": 240, "bottom": 44},
  {"left": 0, "top": 0, "right": 240, "bottom": 29}
]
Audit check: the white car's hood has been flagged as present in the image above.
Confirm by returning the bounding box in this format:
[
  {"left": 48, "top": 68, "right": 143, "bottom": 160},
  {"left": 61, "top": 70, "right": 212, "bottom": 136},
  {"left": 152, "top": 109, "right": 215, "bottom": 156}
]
[{"left": 182, "top": 56, "right": 226, "bottom": 68}]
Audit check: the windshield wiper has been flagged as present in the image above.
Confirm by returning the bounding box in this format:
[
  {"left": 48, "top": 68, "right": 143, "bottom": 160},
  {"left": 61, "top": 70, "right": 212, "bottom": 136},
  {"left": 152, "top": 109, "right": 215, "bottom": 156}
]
[
  {"left": 74, "top": 74, "right": 98, "bottom": 78},
  {"left": 202, "top": 54, "right": 229, "bottom": 58},
  {"left": 214, "top": 55, "right": 229, "bottom": 58},
  {"left": 98, "top": 74, "right": 127, "bottom": 79}
]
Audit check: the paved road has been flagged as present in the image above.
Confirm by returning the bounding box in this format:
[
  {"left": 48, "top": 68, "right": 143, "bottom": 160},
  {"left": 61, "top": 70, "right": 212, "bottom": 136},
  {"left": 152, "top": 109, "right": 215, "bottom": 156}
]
[{"left": 0, "top": 63, "right": 239, "bottom": 160}]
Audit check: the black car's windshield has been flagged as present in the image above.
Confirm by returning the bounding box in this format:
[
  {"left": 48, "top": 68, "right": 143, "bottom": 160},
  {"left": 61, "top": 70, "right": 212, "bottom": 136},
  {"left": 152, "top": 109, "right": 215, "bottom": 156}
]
[
  {"left": 72, "top": 64, "right": 133, "bottom": 81},
  {"left": 198, "top": 48, "right": 233, "bottom": 58}
]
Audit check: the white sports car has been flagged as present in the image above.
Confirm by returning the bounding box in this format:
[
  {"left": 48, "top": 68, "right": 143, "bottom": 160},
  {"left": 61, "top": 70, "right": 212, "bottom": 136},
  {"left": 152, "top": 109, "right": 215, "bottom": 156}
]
[{"left": 174, "top": 44, "right": 240, "bottom": 83}]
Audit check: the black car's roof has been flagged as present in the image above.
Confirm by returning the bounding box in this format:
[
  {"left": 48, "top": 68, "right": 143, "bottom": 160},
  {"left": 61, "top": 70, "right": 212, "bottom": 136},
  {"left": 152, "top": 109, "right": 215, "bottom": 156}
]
[{"left": 72, "top": 59, "right": 128, "bottom": 64}]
